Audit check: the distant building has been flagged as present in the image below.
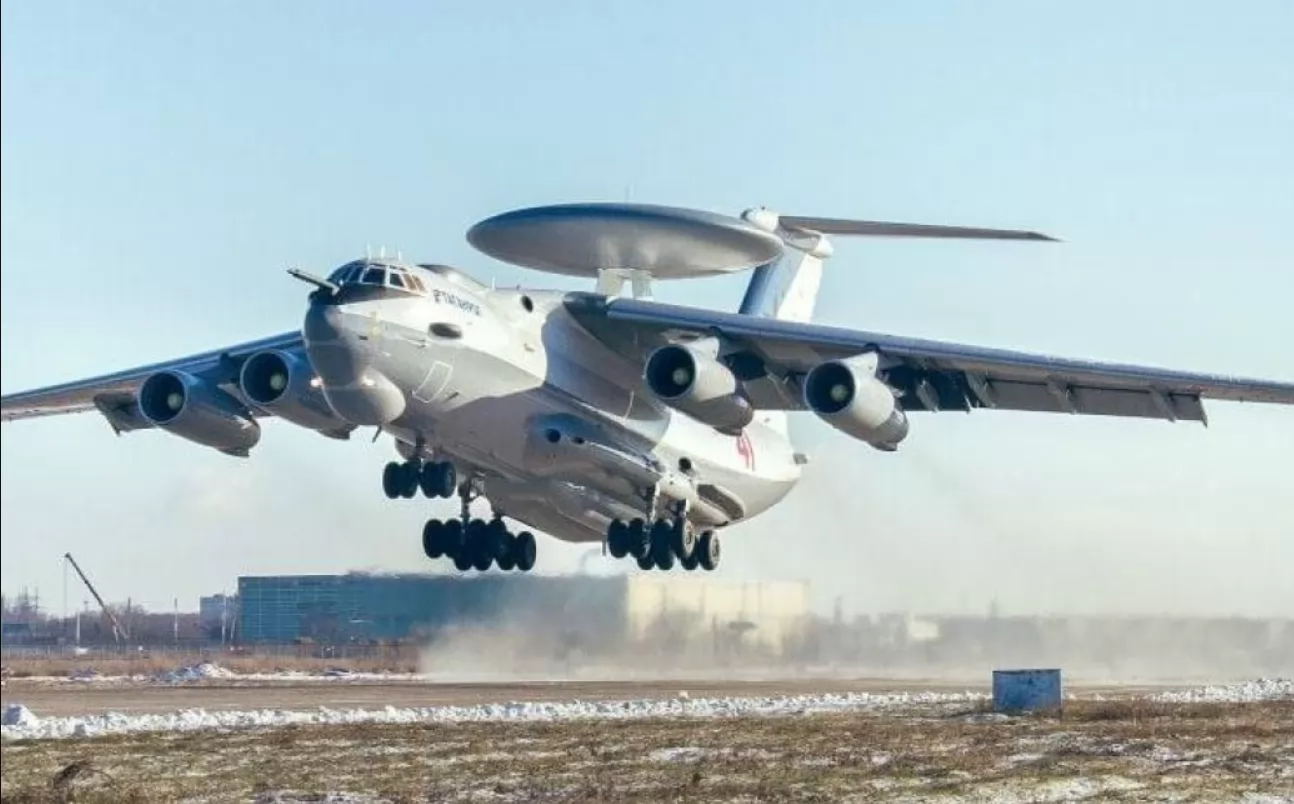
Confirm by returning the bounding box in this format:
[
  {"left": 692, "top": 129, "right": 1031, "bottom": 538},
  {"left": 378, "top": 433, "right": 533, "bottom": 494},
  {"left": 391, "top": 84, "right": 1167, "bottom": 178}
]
[
  {"left": 199, "top": 594, "right": 239, "bottom": 631},
  {"left": 236, "top": 572, "right": 810, "bottom": 653}
]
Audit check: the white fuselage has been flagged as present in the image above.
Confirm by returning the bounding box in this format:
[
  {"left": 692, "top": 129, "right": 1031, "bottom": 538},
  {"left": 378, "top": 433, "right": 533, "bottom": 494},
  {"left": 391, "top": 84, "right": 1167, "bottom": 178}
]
[{"left": 302, "top": 263, "right": 801, "bottom": 543}]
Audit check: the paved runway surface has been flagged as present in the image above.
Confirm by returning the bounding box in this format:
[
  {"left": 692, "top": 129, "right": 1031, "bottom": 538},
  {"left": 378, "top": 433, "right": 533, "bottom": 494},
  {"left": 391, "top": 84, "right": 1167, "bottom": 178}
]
[{"left": 2, "top": 676, "right": 1177, "bottom": 717}]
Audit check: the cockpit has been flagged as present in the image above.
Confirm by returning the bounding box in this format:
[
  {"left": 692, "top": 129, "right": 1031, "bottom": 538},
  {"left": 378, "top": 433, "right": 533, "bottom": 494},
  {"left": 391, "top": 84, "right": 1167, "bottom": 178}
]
[{"left": 327, "top": 260, "right": 429, "bottom": 296}]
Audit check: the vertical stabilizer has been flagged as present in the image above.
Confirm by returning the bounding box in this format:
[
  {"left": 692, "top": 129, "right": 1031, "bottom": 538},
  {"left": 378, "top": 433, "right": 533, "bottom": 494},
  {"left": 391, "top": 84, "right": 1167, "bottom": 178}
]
[
  {"left": 737, "top": 216, "right": 835, "bottom": 436},
  {"left": 738, "top": 225, "right": 833, "bottom": 324}
]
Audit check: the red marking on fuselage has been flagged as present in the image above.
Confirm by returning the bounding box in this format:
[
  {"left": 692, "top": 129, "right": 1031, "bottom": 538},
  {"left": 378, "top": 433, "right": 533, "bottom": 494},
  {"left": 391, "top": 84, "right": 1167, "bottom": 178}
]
[{"left": 736, "top": 430, "right": 756, "bottom": 471}]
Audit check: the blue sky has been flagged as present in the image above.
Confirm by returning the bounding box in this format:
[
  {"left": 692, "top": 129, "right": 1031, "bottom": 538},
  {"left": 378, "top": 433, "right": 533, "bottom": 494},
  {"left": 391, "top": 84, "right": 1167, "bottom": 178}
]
[{"left": 2, "top": 1, "right": 1292, "bottom": 619}]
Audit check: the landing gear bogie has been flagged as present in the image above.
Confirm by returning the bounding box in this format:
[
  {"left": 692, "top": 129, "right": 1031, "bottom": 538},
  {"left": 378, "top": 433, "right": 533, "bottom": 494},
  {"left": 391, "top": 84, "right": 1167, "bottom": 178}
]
[
  {"left": 419, "top": 514, "right": 535, "bottom": 574},
  {"left": 603, "top": 516, "right": 719, "bottom": 572}
]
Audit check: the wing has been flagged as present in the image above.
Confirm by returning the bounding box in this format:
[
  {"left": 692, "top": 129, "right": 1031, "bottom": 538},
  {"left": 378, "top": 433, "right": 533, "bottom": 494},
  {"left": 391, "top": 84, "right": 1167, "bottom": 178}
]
[
  {"left": 565, "top": 294, "right": 1294, "bottom": 424},
  {"left": 0, "top": 331, "right": 352, "bottom": 452}
]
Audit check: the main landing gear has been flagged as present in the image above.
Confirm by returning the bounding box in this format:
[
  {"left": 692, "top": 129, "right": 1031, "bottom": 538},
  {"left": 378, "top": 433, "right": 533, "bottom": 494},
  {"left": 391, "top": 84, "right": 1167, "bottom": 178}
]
[
  {"left": 420, "top": 480, "right": 536, "bottom": 573},
  {"left": 604, "top": 517, "right": 720, "bottom": 572},
  {"left": 382, "top": 458, "right": 456, "bottom": 500}
]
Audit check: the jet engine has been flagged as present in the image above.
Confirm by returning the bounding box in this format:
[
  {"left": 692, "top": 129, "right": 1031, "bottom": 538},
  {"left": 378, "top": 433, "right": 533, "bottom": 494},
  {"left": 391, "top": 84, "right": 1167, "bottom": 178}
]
[
  {"left": 138, "top": 370, "right": 261, "bottom": 455},
  {"left": 239, "top": 349, "right": 350, "bottom": 436},
  {"left": 643, "top": 343, "right": 754, "bottom": 433},
  {"left": 803, "top": 354, "right": 909, "bottom": 451}
]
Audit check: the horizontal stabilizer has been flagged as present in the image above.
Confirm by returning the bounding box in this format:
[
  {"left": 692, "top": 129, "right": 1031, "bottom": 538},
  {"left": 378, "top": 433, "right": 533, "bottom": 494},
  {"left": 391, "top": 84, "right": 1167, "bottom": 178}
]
[{"left": 778, "top": 215, "right": 1058, "bottom": 242}]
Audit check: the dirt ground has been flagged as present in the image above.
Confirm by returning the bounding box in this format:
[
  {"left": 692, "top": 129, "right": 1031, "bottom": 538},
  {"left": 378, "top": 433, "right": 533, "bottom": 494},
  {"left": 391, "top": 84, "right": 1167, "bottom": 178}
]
[{"left": 3, "top": 699, "right": 1291, "bottom": 803}]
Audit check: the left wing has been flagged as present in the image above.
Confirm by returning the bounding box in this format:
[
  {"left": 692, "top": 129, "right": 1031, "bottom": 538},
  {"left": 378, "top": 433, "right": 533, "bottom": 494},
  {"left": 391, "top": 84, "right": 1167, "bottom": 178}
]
[{"left": 565, "top": 294, "right": 1294, "bottom": 424}]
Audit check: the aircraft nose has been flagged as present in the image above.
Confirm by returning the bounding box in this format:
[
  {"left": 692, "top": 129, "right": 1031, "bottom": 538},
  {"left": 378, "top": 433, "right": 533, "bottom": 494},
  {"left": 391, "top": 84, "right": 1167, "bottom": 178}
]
[
  {"left": 303, "top": 302, "right": 351, "bottom": 345},
  {"left": 303, "top": 302, "right": 369, "bottom": 385}
]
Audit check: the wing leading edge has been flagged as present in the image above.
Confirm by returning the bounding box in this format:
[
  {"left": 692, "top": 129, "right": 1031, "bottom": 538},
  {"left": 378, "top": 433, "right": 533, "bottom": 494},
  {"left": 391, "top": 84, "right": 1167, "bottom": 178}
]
[{"left": 566, "top": 295, "right": 1294, "bottom": 424}]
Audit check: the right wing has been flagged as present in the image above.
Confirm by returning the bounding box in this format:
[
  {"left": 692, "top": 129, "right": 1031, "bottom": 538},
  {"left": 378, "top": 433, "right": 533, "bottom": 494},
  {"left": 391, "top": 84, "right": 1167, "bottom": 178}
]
[{"left": 0, "top": 331, "right": 351, "bottom": 453}]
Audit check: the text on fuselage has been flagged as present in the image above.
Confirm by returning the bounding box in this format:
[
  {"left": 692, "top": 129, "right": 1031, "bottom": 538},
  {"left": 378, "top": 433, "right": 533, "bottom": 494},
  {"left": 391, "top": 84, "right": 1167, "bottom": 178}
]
[{"left": 432, "top": 289, "right": 482, "bottom": 316}]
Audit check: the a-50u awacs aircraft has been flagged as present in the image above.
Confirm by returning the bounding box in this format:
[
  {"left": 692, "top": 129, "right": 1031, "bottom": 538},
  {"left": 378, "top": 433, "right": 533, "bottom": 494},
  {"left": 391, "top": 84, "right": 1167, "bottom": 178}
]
[{"left": 4, "top": 203, "right": 1293, "bottom": 573}]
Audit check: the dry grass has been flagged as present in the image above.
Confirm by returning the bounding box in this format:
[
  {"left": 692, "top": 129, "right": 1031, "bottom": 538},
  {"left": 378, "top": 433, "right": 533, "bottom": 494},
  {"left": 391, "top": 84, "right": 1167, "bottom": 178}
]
[
  {"left": 2, "top": 700, "right": 1291, "bottom": 803},
  {"left": 2, "top": 652, "right": 420, "bottom": 679}
]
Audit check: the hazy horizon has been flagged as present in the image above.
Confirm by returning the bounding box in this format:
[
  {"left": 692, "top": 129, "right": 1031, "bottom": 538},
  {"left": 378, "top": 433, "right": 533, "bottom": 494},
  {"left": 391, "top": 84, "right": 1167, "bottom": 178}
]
[{"left": 3, "top": 2, "right": 1292, "bottom": 621}]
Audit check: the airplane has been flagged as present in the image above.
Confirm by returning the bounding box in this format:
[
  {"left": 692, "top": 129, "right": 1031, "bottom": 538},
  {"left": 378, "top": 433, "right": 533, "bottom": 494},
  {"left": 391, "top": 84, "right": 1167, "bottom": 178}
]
[{"left": 3, "top": 202, "right": 1293, "bottom": 574}]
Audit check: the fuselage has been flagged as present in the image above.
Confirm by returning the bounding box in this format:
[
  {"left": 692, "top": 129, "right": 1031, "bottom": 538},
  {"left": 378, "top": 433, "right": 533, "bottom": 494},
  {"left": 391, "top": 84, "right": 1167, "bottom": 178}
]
[{"left": 301, "top": 259, "right": 801, "bottom": 543}]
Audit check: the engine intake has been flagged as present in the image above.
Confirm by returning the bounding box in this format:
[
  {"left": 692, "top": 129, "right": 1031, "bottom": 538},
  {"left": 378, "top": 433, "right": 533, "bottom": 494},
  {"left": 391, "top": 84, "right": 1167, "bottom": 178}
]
[
  {"left": 803, "top": 355, "right": 909, "bottom": 451},
  {"left": 138, "top": 370, "right": 261, "bottom": 455},
  {"left": 644, "top": 343, "right": 754, "bottom": 434},
  {"left": 239, "top": 350, "right": 348, "bottom": 435}
]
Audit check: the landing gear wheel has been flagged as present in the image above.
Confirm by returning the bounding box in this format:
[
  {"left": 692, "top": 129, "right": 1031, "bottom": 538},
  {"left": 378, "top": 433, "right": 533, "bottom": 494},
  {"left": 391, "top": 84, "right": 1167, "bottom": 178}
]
[
  {"left": 486, "top": 519, "right": 511, "bottom": 562},
  {"left": 626, "top": 518, "right": 650, "bottom": 559},
  {"left": 697, "top": 530, "right": 721, "bottom": 571},
  {"left": 680, "top": 552, "right": 700, "bottom": 571},
  {"left": 607, "top": 520, "right": 628, "bottom": 559},
  {"left": 636, "top": 554, "right": 655, "bottom": 571},
  {"left": 496, "top": 532, "right": 517, "bottom": 572},
  {"left": 400, "top": 462, "right": 420, "bottom": 498},
  {"left": 512, "top": 531, "right": 537, "bottom": 572},
  {"left": 466, "top": 519, "right": 492, "bottom": 571},
  {"left": 419, "top": 462, "right": 457, "bottom": 499},
  {"left": 452, "top": 550, "right": 473, "bottom": 572},
  {"left": 382, "top": 462, "right": 402, "bottom": 499},
  {"left": 653, "top": 544, "right": 675, "bottom": 571},
  {"left": 441, "top": 519, "right": 465, "bottom": 558},
  {"left": 672, "top": 520, "right": 696, "bottom": 560},
  {"left": 422, "top": 519, "right": 445, "bottom": 559}
]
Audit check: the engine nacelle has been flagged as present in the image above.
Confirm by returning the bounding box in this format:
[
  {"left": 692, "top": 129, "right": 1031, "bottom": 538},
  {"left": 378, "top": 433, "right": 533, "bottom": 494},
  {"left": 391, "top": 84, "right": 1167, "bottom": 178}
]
[
  {"left": 803, "top": 354, "right": 910, "bottom": 451},
  {"left": 138, "top": 370, "right": 261, "bottom": 455},
  {"left": 643, "top": 343, "right": 754, "bottom": 433},
  {"left": 239, "top": 350, "right": 349, "bottom": 436}
]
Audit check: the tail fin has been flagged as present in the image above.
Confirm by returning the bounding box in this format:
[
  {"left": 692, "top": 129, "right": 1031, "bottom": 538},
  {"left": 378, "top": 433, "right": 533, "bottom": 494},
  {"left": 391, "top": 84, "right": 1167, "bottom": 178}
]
[
  {"left": 737, "top": 230, "right": 832, "bottom": 437},
  {"left": 738, "top": 229, "right": 830, "bottom": 324}
]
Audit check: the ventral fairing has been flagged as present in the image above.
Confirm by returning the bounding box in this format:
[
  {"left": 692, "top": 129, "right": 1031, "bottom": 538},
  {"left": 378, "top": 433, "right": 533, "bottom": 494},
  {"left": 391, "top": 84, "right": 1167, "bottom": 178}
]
[{"left": 4, "top": 203, "right": 1293, "bottom": 573}]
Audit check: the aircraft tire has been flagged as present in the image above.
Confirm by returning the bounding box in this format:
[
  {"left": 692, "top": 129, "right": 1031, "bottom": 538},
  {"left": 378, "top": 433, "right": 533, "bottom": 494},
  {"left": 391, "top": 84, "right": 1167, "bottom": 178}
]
[
  {"left": 420, "top": 461, "right": 457, "bottom": 499},
  {"left": 697, "top": 531, "right": 721, "bottom": 571},
  {"left": 496, "top": 534, "right": 517, "bottom": 571},
  {"left": 653, "top": 544, "right": 675, "bottom": 571},
  {"left": 452, "top": 551, "right": 473, "bottom": 572},
  {"left": 627, "top": 519, "right": 650, "bottom": 559},
  {"left": 649, "top": 519, "right": 672, "bottom": 555},
  {"left": 441, "top": 518, "right": 466, "bottom": 557},
  {"left": 422, "top": 519, "right": 445, "bottom": 559},
  {"left": 607, "top": 520, "right": 628, "bottom": 559},
  {"left": 513, "top": 531, "right": 537, "bottom": 572},
  {"left": 680, "top": 552, "right": 700, "bottom": 571},
  {"left": 382, "top": 462, "right": 402, "bottom": 499},
  {"left": 636, "top": 554, "right": 655, "bottom": 571},
  {"left": 486, "top": 519, "right": 510, "bottom": 560},
  {"left": 672, "top": 520, "right": 697, "bottom": 560},
  {"left": 400, "top": 462, "right": 420, "bottom": 498}
]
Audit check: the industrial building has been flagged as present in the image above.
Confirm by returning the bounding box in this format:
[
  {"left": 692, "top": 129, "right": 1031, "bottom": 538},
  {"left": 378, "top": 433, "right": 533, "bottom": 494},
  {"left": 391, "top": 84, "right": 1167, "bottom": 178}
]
[{"left": 236, "top": 572, "right": 810, "bottom": 656}]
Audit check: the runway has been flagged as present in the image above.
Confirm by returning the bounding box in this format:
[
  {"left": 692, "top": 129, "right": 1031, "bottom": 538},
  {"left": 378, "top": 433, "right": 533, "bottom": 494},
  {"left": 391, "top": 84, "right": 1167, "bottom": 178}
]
[{"left": 1, "top": 675, "right": 1190, "bottom": 718}]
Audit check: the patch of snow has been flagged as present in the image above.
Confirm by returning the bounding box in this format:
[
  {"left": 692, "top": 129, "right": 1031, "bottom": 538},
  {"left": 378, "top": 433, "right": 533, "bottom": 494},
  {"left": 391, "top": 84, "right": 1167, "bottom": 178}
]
[
  {"left": 648, "top": 746, "right": 707, "bottom": 763},
  {"left": 1151, "top": 678, "right": 1293, "bottom": 704},
  {"left": 156, "top": 663, "right": 238, "bottom": 683},
  {"left": 3, "top": 704, "right": 39, "bottom": 727},
  {"left": 1, "top": 689, "right": 986, "bottom": 741}
]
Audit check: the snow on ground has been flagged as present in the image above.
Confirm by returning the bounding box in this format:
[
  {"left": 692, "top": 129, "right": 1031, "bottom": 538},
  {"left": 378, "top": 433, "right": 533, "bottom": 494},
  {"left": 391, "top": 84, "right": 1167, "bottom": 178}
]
[
  {"left": 1, "top": 690, "right": 984, "bottom": 741},
  {"left": 1149, "top": 678, "right": 1293, "bottom": 703}
]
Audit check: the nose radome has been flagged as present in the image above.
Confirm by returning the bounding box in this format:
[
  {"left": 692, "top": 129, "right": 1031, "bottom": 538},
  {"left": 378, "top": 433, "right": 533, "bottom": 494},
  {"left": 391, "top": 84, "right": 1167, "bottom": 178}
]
[{"left": 303, "top": 302, "right": 350, "bottom": 344}]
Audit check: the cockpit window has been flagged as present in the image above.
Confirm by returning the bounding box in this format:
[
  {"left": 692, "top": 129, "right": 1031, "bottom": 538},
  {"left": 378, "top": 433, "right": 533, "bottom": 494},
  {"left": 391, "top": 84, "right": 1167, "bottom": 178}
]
[{"left": 326, "top": 260, "right": 429, "bottom": 297}]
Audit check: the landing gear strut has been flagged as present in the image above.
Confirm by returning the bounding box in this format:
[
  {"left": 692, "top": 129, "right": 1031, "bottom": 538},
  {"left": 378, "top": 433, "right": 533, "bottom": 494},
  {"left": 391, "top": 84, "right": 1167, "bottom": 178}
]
[{"left": 419, "top": 480, "right": 536, "bottom": 573}]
